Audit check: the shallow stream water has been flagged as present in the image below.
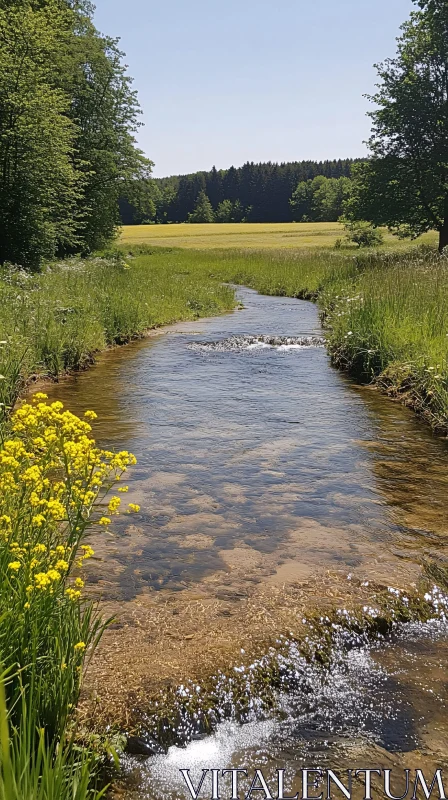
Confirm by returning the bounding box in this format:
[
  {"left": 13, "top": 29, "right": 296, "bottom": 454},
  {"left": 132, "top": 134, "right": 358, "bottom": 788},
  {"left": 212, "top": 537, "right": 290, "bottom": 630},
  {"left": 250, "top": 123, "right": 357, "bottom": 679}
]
[{"left": 43, "top": 288, "right": 448, "bottom": 796}]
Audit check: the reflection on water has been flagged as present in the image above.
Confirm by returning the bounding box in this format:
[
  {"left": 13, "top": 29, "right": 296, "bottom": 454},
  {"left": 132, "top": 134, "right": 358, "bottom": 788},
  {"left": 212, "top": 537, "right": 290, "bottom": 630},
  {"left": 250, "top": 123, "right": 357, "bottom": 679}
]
[{"left": 44, "top": 288, "right": 448, "bottom": 601}]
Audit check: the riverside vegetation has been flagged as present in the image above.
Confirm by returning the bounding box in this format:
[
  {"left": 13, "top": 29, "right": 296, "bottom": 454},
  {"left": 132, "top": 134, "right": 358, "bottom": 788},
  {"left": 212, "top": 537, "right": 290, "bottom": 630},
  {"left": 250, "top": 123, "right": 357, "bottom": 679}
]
[
  {"left": 1, "top": 241, "right": 446, "bottom": 430},
  {"left": 0, "top": 392, "right": 140, "bottom": 797}
]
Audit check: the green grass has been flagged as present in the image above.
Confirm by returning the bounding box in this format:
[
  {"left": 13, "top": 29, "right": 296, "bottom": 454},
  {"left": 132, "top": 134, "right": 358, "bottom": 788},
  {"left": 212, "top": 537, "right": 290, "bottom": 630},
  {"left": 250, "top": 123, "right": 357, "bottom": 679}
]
[
  {"left": 0, "top": 677, "right": 107, "bottom": 800},
  {"left": 0, "top": 252, "right": 235, "bottom": 418}
]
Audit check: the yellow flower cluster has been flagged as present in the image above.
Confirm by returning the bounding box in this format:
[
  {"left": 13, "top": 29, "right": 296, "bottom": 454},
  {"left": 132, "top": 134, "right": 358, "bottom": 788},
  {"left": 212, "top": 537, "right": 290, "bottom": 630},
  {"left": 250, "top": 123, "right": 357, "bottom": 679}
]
[{"left": 0, "top": 394, "right": 137, "bottom": 610}]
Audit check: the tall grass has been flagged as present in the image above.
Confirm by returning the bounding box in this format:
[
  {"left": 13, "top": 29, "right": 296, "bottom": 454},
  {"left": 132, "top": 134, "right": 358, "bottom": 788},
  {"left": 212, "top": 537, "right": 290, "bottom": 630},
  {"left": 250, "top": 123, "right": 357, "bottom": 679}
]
[
  {"left": 0, "top": 677, "right": 107, "bottom": 799},
  {"left": 0, "top": 251, "right": 235, "bottom": 419}
]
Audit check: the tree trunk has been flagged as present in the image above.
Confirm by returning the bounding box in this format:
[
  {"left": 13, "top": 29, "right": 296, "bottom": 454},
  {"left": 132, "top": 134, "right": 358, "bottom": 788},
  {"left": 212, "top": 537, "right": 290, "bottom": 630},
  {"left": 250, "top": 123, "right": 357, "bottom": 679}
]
[{"left": 439, "top": 219, "right": 448, "bottom": 252}]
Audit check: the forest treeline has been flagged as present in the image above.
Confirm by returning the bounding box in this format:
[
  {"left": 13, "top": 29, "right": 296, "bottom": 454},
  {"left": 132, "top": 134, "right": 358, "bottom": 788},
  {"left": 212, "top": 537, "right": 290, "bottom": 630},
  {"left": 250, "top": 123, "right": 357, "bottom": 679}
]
[
  {"left": 0, "top": 0, "right": 151, "bottom": 269},
  {"left": 119, "top": 159, "right": 358, "bottom": 225}
]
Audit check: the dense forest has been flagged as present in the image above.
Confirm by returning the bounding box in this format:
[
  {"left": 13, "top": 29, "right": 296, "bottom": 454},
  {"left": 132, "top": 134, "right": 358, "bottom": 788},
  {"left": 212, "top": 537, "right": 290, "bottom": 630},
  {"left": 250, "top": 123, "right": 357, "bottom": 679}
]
[{"left": 119, "top": 159, "right": 358, "bottom": 225}]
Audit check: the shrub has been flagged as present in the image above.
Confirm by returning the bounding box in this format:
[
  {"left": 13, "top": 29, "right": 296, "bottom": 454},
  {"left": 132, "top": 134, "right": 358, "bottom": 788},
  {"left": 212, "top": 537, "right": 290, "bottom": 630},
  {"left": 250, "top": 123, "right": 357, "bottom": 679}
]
[{"left": 342, "top": 218, "right": 384, "bottom": 248}]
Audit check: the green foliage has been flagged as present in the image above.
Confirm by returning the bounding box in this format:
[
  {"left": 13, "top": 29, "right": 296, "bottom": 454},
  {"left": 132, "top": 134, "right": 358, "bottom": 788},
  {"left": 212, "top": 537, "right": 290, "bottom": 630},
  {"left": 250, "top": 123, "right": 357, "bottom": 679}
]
[
  {"left": 0, "top": 678, "right": 107, "bottom": 799},
  {"left": 0, "top": 1, "right": 150, "bottom": 268},
  {"left": 341, "top": 218, "right": 384, "bottom": 248},
  {"left": 290, "top": 176, "right": 352, "bottom": 222},
  {"left": 215, "top": 199, "right": 250, "bottom": 222},
  {"left": 0, "top": 2, "right": 82, "bottom": 270},
  {"left": 348, "top": 0, "right": 448, "bottom": 251},
  {"left": 58, "top": 7, "right": 152, "bottom": 253},
  {"left": 188, "top": 190, "right": 215, "bottom": 223},
  {"left": 122, "top": 160, "right": 357, "bottom": 224}
]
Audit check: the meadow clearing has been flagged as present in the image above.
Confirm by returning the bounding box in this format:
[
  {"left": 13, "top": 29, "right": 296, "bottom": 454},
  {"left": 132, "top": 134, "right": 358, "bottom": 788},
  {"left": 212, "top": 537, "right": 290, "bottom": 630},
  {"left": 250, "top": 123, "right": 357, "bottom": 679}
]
[{"left": 120, "top": 221, "right": 438, "bottom": 250}]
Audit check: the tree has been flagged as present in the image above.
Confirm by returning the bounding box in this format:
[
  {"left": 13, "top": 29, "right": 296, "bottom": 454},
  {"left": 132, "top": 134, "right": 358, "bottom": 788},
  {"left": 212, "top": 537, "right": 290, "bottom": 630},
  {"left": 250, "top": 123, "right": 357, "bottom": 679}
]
[
  {"left": 0, "top": 2, "right": 82, "bottom": 268},
  {"left": 215, "top": 199, "right": 233, "bottom": 222},
  {"left": 312, "top": 176, "right": 352, "bottom": 221},
  {"left": 0, "top": 0, "right": 151, "bottom": 267},
  {"left": 348, "top": 0, "right": 448, "bottom": 251},
  {"left": 188, "top": 190, "right": 214, "bottom": 223},
  {"left": 215, "top": 198, "right": 249, "bottom": 222},
  {"left": 290, "top": 180, "right": 313, "bottom": 221},
  {"left": 290, "top": 176, "right": 352, "bottom": 222},
  {"left": 55, "top": 2, "right": 152, "bottom": 253}
]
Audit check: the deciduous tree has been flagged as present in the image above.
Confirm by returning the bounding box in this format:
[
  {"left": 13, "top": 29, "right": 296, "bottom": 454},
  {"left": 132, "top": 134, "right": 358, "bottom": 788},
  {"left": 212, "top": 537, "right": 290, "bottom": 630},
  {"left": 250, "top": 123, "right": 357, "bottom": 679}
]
[{"left": 348, "top": 0, "right": 448, "bottom": 251}]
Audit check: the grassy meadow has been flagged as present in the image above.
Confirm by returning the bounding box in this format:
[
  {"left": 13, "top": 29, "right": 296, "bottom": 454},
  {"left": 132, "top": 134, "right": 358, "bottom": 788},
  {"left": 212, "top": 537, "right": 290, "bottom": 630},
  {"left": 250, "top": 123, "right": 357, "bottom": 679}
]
[{"left": 120, "top": 221, "right": 438, "bottom": 250}]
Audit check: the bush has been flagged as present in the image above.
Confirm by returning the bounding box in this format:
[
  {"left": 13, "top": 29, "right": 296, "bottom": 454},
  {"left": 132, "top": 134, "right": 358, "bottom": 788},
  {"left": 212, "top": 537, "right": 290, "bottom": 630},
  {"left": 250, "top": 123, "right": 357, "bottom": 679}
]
[{"left": 342, "top": 218, "right": 384, "bottom": 248}]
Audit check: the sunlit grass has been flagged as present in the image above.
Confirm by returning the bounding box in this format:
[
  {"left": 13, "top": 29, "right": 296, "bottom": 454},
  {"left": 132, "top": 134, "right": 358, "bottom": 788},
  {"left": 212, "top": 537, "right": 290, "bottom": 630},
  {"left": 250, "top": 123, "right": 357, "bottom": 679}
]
[
  {"left": 0, "top": 253, "right": 235, "bottom": 417},
  {"left": 119, "top": 222, "right": 437, "bottom": 250}
]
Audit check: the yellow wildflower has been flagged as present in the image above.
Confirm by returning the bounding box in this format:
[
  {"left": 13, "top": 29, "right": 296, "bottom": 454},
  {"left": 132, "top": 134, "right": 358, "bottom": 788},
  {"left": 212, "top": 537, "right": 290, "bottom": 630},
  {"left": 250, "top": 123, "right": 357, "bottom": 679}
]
[
  {"left": 128, "top": 503, "right": 140, "bottom": 513},
  {"left": 108, "top": 496, "right": 121, "bottom": 514},
  {"left": 98, "top": 517, "right": 111, "bottom": 527},
  {"left": 33, "top": 544, "right": 46, "bottom": 554},
  {"left": 74, "top": 642, "right": 86, "bottom": 651},
  {"left": 8, "top": 561, "right": 21, "bottom": 571},
  {"left": 84, "top": 410, "right": 97, "bottom": 421},
  {"left": 46, "top": 569, "right": 61, "bottom": 582},
  {"left": 66, "top": 588, "right": 81, "bottom": 601},
  {"left": 32, "top": 393, "right": 48, "bottom": 401},
  {"left": 34, "top": 573, "right": 51, "bottom": 589},
  {"left": 117, "top": 486, "right": 129, "bottom": 493},
  {"left": 46, "top": 499, "right": 65, "bottom": 520},
  {"left": 24, "top": 602, "right": 30, "bottom": 610},
  {"left": 32, "top": 514, "right": 46, "bottom": 528},
  {"left": 74, "top": 577, "right": 85, "bottom": 588},
  {"left": 55, "top": 559, "right": 69, "bottom": 572}
]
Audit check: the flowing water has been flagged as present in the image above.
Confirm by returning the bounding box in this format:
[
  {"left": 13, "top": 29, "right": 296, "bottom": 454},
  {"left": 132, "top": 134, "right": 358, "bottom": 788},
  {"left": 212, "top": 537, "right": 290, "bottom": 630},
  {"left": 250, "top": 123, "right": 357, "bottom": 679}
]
[{"left": 42, "top": 288, "right": 448, "bottom": 797}]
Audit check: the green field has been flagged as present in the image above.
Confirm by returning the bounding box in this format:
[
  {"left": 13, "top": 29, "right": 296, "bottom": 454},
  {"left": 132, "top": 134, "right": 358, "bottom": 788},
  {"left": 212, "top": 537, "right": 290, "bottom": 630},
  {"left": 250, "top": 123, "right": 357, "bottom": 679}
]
[{"left": 120, "top": 222, "right": 437, "bottom": 250}]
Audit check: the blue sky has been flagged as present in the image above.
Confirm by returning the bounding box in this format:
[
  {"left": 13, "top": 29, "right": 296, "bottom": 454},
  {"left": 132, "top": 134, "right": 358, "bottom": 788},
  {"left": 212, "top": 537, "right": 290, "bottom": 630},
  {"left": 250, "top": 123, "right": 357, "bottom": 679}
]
[{"left": 93, "top": 0, "right": 414, "bottom": 177}]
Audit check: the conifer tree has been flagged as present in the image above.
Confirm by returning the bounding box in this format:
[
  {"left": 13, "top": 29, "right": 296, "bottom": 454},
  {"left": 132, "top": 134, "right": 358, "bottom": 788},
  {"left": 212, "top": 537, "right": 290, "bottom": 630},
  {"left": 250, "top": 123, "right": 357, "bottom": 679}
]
[{"left": 188, "top": 190, "right": 215, "bottom": 223}]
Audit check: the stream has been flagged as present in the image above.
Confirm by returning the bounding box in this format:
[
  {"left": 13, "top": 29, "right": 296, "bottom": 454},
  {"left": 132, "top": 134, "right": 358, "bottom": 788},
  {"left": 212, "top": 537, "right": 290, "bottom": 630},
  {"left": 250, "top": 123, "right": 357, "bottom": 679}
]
[{"left": 43, "top": 288, "right": 448, "bottom": 798}]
